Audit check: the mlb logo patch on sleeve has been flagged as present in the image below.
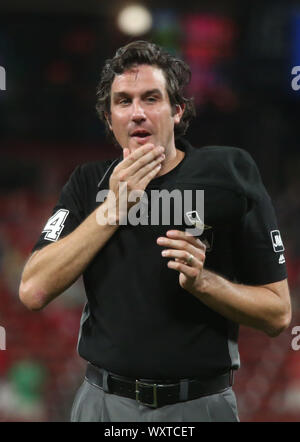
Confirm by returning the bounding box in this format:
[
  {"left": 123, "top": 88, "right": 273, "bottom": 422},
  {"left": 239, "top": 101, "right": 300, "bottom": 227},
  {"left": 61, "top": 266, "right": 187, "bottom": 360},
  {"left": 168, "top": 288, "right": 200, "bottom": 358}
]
[{"left": 270, "top": 230, "right": 285, "bottom": 253}]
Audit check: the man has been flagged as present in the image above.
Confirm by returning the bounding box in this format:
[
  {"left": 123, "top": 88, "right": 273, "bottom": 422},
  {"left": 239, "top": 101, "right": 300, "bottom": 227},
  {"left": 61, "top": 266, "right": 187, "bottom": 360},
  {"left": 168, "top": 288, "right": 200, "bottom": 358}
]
[{"left": 19, "top": 41, "right": 291, "bottom": 422}]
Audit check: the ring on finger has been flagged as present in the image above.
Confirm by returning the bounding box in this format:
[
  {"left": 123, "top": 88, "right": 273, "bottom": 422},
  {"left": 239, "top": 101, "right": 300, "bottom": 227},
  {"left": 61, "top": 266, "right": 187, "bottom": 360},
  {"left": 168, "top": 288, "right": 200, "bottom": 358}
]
[{"left": 187, "top": 254, "right": 194, "bottom": 265}]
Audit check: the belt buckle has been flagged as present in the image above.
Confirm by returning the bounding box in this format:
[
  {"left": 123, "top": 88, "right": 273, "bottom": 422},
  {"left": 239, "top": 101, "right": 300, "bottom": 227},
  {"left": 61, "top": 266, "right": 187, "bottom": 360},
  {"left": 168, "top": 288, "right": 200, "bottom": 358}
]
[{"left": 135, "top": 380, "right": 158, "bottom": 408}]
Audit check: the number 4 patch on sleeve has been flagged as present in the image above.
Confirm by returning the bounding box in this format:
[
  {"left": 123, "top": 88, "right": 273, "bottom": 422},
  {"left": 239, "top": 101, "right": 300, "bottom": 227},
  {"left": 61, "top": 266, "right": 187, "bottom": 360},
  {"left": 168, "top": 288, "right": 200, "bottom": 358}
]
[{"left": 42, "top": 209, "right": 70, "bottom": 241}]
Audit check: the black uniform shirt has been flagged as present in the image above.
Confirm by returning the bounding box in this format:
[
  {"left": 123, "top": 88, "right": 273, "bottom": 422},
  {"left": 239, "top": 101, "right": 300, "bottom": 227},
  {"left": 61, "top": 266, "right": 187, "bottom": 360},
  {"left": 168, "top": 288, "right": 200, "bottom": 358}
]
[{"left": 33, "top": 140, "right": 287, "bottom": 379}]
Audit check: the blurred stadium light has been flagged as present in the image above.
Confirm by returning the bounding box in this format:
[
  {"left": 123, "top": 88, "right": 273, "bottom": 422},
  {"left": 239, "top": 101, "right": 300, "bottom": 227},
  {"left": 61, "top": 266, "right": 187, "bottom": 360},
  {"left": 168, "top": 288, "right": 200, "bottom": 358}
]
[{"left": 117, "top": 4, "right": 152, "bottom": 36}]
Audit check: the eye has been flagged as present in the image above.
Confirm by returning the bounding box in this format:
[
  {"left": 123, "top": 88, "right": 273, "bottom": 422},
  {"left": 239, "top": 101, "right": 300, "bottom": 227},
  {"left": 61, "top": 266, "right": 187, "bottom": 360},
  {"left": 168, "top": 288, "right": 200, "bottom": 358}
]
[
  {"left": 146, "top": 96, "right": 157, "bottom": 103},
  {"left": 119, "top": 97, "right": 131, "bottom": 105}
]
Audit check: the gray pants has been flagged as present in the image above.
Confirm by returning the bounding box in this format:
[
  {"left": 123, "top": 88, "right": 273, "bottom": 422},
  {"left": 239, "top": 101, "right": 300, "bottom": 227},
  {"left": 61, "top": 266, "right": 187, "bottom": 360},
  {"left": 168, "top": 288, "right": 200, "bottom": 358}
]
[{"left": 70, "top": 379, "right": 239, "bottom": 422}]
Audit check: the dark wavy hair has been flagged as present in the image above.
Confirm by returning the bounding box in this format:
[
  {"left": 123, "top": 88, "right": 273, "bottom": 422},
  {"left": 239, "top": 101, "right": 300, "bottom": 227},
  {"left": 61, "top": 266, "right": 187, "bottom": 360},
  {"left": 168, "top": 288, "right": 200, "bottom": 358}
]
[{"left": 95, "top": 40, "right": 196, "bottom": 142}]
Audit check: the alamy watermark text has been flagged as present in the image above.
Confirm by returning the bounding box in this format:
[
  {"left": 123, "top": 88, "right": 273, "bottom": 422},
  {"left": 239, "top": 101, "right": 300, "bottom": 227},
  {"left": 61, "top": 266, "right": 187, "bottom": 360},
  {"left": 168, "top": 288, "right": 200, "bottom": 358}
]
[
  {"left": 291, "top": 326, "right": 300, "bottom": 351},
  {"left": 0, "top": 326, "right": 6, "bottom": 350},
  {"left": 96, "top": 184, "right": 205, "bottom": 236},
  {"left": 0, "top": 66, "right": 6, "bottom": 90},
  {"left": 291, "top": 66, "right": 300, "bottom": 91}
]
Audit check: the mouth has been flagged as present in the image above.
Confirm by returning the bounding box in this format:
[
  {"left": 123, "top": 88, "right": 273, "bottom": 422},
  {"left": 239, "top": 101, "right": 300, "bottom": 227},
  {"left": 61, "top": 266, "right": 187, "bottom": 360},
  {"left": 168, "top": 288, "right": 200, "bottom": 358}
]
[{"left": 130, "top": 130, "right": 152, "bottom": 144}]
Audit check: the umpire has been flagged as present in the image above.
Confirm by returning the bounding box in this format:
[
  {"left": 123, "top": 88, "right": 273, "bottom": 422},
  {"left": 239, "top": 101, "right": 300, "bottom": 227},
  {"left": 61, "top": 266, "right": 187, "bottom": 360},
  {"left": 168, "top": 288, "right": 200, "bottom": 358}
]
[{"left": 19, "top": 41, "right": 291, "bottom": 422}]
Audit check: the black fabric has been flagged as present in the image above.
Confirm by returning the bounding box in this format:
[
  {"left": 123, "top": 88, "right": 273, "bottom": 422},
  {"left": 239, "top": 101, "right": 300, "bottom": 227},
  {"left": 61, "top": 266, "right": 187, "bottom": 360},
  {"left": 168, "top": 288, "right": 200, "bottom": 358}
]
[
  {"left": 85, "top": 363, "right": 233, "bottom": 408},
  {"left": 32, "top": 140, "right": 287, "bottom": 379}
]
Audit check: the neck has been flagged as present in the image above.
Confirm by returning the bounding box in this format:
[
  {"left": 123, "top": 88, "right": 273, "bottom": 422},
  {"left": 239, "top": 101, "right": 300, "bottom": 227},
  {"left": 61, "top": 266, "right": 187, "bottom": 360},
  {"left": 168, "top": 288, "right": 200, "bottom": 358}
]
[{"left": 156, "top": 146, "right": 185, "bottom": 177}]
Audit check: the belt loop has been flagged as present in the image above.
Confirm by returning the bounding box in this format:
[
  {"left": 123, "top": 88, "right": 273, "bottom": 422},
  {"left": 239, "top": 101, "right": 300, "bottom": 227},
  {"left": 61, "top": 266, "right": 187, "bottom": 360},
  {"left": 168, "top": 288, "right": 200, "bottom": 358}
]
[
  {"left": 102, "top": 369, "right": 109, "bottom": 393},
  {"left": 179, "top": 379, "right": 189, "bottom": 401},
  {"left": 230, "top": 369, "right": 234, "bottom": 386}
]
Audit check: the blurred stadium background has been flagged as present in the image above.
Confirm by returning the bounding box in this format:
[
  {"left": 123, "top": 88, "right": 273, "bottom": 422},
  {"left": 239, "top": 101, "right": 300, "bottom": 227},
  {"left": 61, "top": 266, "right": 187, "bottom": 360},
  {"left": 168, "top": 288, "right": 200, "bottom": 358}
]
[{"left": 0, "top": 0, "right": 300, "bottom": 422}]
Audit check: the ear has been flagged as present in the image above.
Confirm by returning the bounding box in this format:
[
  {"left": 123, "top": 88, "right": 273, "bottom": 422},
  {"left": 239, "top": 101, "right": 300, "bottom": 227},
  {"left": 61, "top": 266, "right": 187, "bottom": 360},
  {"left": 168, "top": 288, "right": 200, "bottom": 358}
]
[
  {"left": 104, "top": 112, "right": 112, "bottom": 131},
  {"left": 173, "top": 103, "right": 185, "bottom": 125}
]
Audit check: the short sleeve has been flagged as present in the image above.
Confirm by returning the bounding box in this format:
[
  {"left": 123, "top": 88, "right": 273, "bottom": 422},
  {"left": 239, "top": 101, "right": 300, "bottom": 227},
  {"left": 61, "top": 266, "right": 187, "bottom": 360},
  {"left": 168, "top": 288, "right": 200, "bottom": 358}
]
[
  {"left": 232, "top": 150, "right": 287, "bottom": 285},
  {"left": 32, "top": 165, "right": 85, "bottom": 252}
]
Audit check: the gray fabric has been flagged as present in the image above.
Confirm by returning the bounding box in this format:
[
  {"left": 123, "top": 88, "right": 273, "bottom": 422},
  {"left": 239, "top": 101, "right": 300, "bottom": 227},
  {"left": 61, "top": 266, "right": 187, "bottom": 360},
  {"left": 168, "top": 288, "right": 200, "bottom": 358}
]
[
  {"left": 70, "top": 379, "right": 239, "bottom": 422},
  {"left": 179, "top": 379, "right": 189, "bottom": 402},
  {"left": 76, "top": 303, "right": 90, "bottom": 354},
  {"left": 227, "top": 320, "right": 240, "bottom": 370}
]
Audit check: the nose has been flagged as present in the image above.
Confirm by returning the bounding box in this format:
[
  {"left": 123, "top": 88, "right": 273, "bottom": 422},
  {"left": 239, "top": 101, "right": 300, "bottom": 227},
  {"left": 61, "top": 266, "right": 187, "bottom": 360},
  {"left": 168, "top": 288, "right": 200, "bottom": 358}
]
[{"left": 131, "top": 100, "right": 146, "bottom": 123}]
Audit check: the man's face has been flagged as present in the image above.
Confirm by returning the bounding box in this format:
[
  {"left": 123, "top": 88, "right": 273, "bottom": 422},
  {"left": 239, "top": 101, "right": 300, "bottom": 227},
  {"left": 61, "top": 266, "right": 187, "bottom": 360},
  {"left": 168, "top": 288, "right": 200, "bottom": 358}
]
[{"left": 107, "top": 64, "right": 183, "bottom": 153}]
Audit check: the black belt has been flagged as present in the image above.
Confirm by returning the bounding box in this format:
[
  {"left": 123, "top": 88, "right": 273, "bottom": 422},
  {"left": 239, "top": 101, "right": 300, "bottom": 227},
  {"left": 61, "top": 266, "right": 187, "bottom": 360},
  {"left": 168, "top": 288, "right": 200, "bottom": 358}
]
[{"left": 85, "top": 363, "right": 234, "bottom": 408}]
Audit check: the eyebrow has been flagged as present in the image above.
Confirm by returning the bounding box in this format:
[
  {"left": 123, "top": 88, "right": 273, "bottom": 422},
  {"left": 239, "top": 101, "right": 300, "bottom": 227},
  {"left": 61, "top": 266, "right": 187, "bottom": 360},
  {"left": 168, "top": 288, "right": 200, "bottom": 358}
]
[{"left": 112, "top": 89, "right": 163, "bottom": 101}]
